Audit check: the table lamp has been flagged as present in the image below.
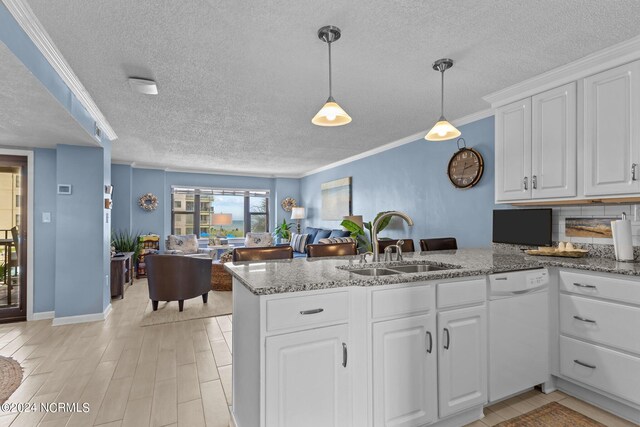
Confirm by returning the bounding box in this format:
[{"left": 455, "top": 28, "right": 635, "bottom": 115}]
[
  {"left": 211, "top": 213, "right": 233, "bottom": 237},
  {"left": 291, "top": 207, "right": 306, "bottom": 234}
]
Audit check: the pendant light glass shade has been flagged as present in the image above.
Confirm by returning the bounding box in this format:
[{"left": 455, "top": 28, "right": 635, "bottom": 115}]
[
  {"left": 312, "top": 97, "right": 352, "bottom": 126},
  {"left": 425, "top": 58, "right": 460, "bottom": 141},
  {"left": 313, "top": 26, "right": 351, "bottom": 127},
  {"left": 425, "top": 117, "right": 461, "bottom": 141}
]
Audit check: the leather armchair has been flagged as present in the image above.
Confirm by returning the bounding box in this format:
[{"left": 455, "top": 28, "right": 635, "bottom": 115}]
[
  {"left": 145, "top": 255, "right": 212, "bottom": 312},
  {"left": 306, "top": 242, "right": 357, "bottom": 258},
  {"left": 232, "top": 246, "right": 293, "bottom": 262},
  {"left": 419, "top": 237, "right": 458, "bottom": 251},
  {"left": 377, "top": 239, "right": 415, "bottom": 253}
]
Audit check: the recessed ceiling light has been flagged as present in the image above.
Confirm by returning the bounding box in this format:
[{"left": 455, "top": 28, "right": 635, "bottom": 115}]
[{"left": 128, "top": 78, "right": 158, "bottom": 95}]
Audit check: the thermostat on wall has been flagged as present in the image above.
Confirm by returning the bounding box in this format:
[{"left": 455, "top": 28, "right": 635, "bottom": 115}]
[{"left": 57, "top": 184, "right": 72, "bottom": 195}]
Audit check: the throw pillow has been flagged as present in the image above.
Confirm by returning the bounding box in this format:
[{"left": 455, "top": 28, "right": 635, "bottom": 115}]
[
  {"left": 166, "top": 234, "right": 199, "bottom": 254},
  {"left": 318, "top": 237, "right": 355, "bottom": 244},
  {"left": 304, "top": 227, "right": 320, "bottom": 243},
  {"left": 313, "top": 229, "right": 332, "bottom": 244},
  {"left": 290, "top": 233, "right": 310, "bottom": 253},
  {"left": 245, "top": 232, "right": 273, "bottom": 247},
  {"left": 329, "top": 229, "right": 351, "bottom": 238}
]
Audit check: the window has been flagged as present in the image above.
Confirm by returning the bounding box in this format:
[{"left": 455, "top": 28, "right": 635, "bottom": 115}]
[
  {"left": 171, "top": 187, "right": 269, "bottom": 238},
  {"left": 15, "top": 195, "right": 20, "bottom": 208}
]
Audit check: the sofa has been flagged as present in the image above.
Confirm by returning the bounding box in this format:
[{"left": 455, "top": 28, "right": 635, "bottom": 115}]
[{"left": 291, "top": 227, "right": 352, "bottom": 258}]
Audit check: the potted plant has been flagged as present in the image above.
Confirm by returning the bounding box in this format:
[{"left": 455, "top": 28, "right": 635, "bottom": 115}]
[
  {"left": 274, "top": 219, "right": 294, "bottom": 244},
  {"left": 111, "top": 230, "right": 143, "bottom": 265},
  {"left": 341, "top": 211, "right": 392, "bottom": 252}
]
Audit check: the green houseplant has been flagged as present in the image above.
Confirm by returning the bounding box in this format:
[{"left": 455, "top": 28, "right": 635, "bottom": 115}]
[
  {"left": 341, "top": 211, "right": 393, "bottom": 252},
  {"left": 111, "top": 230, "right": 143, "bottom": 264},
  {"left": 274, "top": 219, "right": 294, "bottom": 243}
]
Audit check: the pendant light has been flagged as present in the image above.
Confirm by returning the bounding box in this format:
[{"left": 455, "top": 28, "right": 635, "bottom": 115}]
[
  {"left": 312, "top": 26, "right": 352, "bottom": 126},
  {"left": 425, "top": 58, "right": 461, "bottom": 141}
]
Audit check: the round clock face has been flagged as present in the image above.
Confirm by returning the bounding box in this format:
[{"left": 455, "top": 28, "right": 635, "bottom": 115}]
[{"left": 447, "top": 148, "right": 484, "bottom": 189}]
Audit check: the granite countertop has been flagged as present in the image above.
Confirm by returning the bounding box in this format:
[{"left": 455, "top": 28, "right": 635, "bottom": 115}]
[{"left": 224, "top": 248, "right": 640, "bottom": 295}]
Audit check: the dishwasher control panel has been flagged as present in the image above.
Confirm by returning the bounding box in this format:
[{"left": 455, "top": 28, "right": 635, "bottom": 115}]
[{"left": 489, "top": 268, "right": 548, "bottom": 294}]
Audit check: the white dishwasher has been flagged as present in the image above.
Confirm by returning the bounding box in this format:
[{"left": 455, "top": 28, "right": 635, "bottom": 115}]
[{"left": 488, "top": 268, "right": 549, "bottom": 403}]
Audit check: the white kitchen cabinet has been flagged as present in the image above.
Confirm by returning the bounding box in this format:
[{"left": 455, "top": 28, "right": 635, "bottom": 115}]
[
  {"left": 495, "top": 98, "right": 532, "bottom": 202},
  {"left": 372, "top": 313, "right": 437, "bottom": 427},
  {"left": 265, "top": 324, "right": 350, "bottom": 427},
  {"left": 437, "top": 306, "right": 487, "bottom": 418},
  {"left": 584, "top": 60, "right": 640, "bottom": 196},
  {"left": 531, "top": 82, "right": 577, "bottom": 199}
]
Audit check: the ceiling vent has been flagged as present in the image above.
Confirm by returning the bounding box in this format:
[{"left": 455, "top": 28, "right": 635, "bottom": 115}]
[{"left": 128, "top": 78, "right": 158, "bottom": 95}]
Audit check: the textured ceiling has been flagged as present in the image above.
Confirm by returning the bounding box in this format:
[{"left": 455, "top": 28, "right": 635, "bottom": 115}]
[
  {"left": 0, "top": 41, "right": 96, "bottom": 149},
  {"left": 23, "top": 0, "right": 640, "bottom": 176}
]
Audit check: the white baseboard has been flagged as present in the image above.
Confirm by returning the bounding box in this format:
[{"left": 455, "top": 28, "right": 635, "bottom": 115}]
[
  {"left": 31, "top": 311, "right": 54, "bottom": 321},
  {"left": 52, "top": 303, "right": 112, "bottom": 326}
]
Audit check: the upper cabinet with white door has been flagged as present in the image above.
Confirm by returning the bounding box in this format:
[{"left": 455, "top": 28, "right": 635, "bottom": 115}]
[
  {"left": 495, "top": 83, "right": 577, "bottom": 202},
  {"left": 584, "top": 60, "right": 640, "bottom": 196},
  {"left": 486, "top": 37, "right": 640, "bottom": 204}
]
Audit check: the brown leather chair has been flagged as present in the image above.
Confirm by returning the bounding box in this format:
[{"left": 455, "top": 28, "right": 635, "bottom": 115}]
[
  {"left": 232, "top": 246, "right": 293, "bottom": 262},
  {"left": 377, "top": 239, "right": 415, "bottom": 253},
  {"left": 145, "top": 255, "right": 212, "bottom": 312},
  {"left": 420, "top": 237, "right": 458, "bottom": 251},
  {"left": 307, "top": 242, "right": 357, "bottom": 258}
]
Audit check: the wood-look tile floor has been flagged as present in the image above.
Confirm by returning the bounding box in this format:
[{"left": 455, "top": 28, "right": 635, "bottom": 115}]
[
  {"left": 0, "top": 280, "right": 635, "bottom": 427},
  {"left": 0, "top": 280, "right": 232, "bottom": 427},
  {"left": 464, "top": 389, "right": 638, "bottom": 427}
]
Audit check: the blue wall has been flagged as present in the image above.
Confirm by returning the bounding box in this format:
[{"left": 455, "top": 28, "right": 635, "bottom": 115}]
[
  {"left": 111, "top": 166, "right": 301, "bottom": 250},
  {"left": 54, "top": 145, "right": 108, "bottom": 317},
  {"left": 33, "top": 149, "right": 57, "bottom": 312},
  {"left": 300, "top": 116, "right": 496, "bottom": 248}
]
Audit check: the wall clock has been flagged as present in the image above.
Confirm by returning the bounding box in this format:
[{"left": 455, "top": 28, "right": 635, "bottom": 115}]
[{"left": 447, "top": 138, "right": 484, "bottom": 189}]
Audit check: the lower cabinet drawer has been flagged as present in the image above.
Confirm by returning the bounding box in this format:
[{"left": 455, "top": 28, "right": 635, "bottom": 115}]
[
  {"left": 560, "top": 294, "right": 640, "bottom": 354},
  {"left": 265, "top": 291, "right": 348, "bottom": 332},
  {"left": 437, "top": 278, "right": 486, "bottom": 309},
  {"left": 559, "top": 270, "right": 640, "bottom": 305},
  {"left": 560, "top": 336, "right": 640, "bottom": 405}
]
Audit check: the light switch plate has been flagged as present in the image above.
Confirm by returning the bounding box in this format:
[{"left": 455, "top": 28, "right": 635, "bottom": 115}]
[{"left": 42, "top": 212, "right": 51, "bottom": 223}]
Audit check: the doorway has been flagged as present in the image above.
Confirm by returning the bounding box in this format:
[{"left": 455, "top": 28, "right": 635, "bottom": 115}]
[{"left": 0, "top": 155, "right": 27, "bottom": 322}]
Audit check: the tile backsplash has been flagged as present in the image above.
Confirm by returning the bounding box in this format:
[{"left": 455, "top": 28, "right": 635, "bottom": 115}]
[{"left": 552, "top": 204, "right": 640, "bottom": 246}]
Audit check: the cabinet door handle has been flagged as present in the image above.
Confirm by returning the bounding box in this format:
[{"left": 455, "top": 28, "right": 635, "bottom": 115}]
[
  {"left": 573, "top": 315, "right": 596, "bottom": 324},
  {"left": 532, "top": 175, "right": 538, "bottom": 189},
  {"left": 573, "top": 283, "right": 596, "bottom": 289},
  {"left": 633, "top": 163, "right": 638, "bottom": 181},
  {"left": 523, "top": 176, "right": 528, "bottom": 190},
  {"left": 342, "top": 342, "right": 348, "bottom": 368},
  {"left": 443, "top": 328, "right": 450, "bottom": 350},
  {"left": 574, "top": 359, "right": 596, "bottom": 369},
  {"left": 300, "top": 308, "right": 324, "bottom": 315},
  {"left": 426, "top": 331, "right": 433, "bottom": 354}
]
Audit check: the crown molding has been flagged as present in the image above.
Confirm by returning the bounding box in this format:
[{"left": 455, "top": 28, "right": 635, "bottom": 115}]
[
  {"left": 483, "top": 34, "right": 640, "bottom": 108},
  {"left": 2, "top": 0, "right": 117, "bottom": 141},
  {"left": 300, "top": 108, "right": 493, "bottom": 177},
  {"left": 112, "top": 160, "right": 299, "bottom": 179}
]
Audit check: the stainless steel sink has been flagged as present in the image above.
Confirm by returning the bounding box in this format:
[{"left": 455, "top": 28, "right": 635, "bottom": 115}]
[
  {"left": 349, "top": 268, "right": 401, "bottom": 277},
  {"left": 388, "top": 264, "right": 448, "bottom": 273}
]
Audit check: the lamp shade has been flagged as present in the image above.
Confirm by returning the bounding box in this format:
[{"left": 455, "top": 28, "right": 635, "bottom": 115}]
[
  {"left": 425, "top": 117, "right": 461, "bottom": 141},
  {"left": 291, "top": 207, "right": 306, "bottom": 220},
  {"left": 312, "top": 99, "right": 352, "bottom": 127},
  {"left": 211, "top": 213, "right": 233, "bottom": 226},
  {"left": 343, "top": 215, "right": 363, "bottom": 229}
]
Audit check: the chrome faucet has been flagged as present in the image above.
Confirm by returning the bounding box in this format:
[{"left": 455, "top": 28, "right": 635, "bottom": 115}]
[
  {"left": 383, "top": 239, "right": 405, "bottom": 262},
  {"left": 372, "top": 212, "right": 414, "bottom": 262}
]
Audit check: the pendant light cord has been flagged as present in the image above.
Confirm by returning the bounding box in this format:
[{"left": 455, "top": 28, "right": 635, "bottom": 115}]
[
  {"left": 328, "top": 40, "right": 333, "bottom": 98},
  {"left": 440, "top": 68, "right": 444, "bottom": 118}
]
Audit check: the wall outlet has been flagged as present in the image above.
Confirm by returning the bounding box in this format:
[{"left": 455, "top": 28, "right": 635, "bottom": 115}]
[{"left": 42, "top": 212, "right": 51, "bottom": 223}]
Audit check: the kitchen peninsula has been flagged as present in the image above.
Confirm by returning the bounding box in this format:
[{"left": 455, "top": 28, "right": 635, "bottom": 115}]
[{"left": 226, "top": 249, "right": 640, "bottom": 427}]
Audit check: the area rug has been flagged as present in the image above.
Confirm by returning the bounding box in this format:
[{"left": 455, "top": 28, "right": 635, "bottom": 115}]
[
  {"left": 0, "top": 356, "right": 22, "bottom": 403},
  {"left": 140, "top": 290, "right": 232, "bottom": 326},
  {"left": 495, "top": 402, "right": 606, "bottom": 426}
]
